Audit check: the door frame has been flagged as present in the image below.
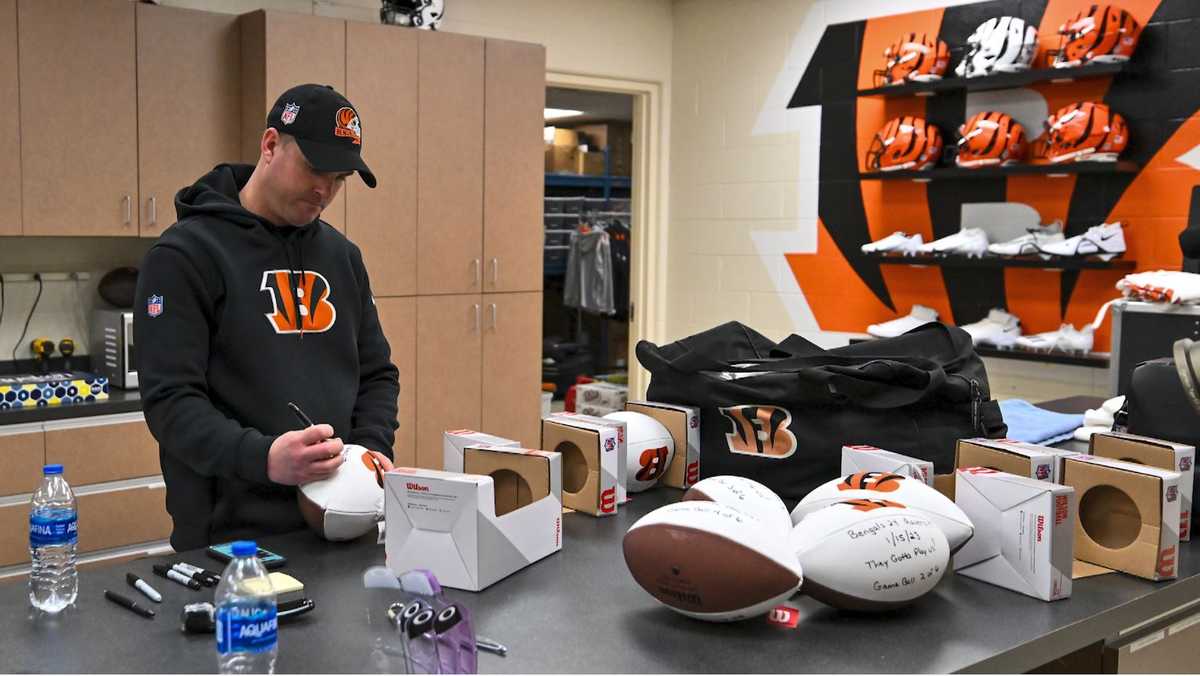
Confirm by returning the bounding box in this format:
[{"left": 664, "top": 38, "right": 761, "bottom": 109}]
[{"left": 544, "top": 71, "right": 666, "bottom": 398}]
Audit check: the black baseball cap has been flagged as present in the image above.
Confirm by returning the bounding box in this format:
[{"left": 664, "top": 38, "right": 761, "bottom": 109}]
[{"left": 267, "top": 84, "right": 377, "bottom": 188}]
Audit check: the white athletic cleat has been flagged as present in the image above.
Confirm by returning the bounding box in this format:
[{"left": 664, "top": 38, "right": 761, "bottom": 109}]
[
  {"left": 960, "top": 308, "right": 1022, "bottom": 348},
  {"left": 988, "top": 222, "right": 1064, "bottom": 257},
  {"left": 1015, "top": 324, "right": 1094, "bottom": 354},
  {"left": 862, "top": 232, "right": 925, "bottom": 256},
  {"left": 867, "top": 304, "right": 940, "bottom": 339},
  {"left": 1037, "top": 222, "right": 1126, "bottom": 260},
  {"left": 917, "top": 228, "right": 990, "bottom": 258}
]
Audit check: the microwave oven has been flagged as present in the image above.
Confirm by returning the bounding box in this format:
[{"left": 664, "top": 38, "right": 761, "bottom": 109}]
[{"left": 92, "top": 309, "right": 137, "bottom": 389}]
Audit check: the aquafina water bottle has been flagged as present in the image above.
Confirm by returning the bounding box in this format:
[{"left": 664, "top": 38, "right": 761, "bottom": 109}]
[
  {"left": 215, "top": 540, "right": 278, "bottom": 674},
  {"left": 29, "top": 464, "right": 78, "bottom": 614}
]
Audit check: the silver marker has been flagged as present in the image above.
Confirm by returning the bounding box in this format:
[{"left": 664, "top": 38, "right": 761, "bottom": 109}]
[
  {"left": 126, "top": 573, "right": 162, "bottom": 603},
  {"left": 475, "top": 636, "right": 508, "bottom": 657}
]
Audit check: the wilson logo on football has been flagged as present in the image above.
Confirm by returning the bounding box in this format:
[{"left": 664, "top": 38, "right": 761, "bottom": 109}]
[
  {"left": 840, "top": 498, "right": 905, "bottom": 512},
  {"left": 260, "top": 270, "right": 337, "bottom": 334},
  {"left": 837, "top": 471, "right": 905, "bottom": 492},
  {"left": 718, "top": 405, "right": 798, "bottom": 458},
  {"left": 635, "top": 446, "right": 671, "bottom": 483},
  {"left": 334, "top": 107, "right": 362, "bottom": 144}
]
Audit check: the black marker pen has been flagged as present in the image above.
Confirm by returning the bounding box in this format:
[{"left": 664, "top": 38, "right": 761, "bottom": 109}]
[
  {"left": 152, "top": 563, "right": 201, "bottom": 590},
  {"left": 288, "top": 401, "right": 315, "bottom": 428},
  {"left": 105, "top": 590, "right": 155, "bottom": 619},
  {"left": 126, "top": 573, "right": 162, "bottom": 603}
]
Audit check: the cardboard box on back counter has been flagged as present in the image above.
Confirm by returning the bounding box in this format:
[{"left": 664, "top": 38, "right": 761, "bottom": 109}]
[
  {"left": 1089, "top": 431, "right": 1193, "bottom": 541},
  {"left": 384, "top": 445, "right": 562, "bottom": 591},
  {"left": 624, "top": 401, "right": 700, "bottom": 489}
]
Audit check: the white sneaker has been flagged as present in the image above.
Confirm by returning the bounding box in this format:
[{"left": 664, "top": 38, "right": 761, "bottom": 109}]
[
  {"left": 1037, "top": 222, "right": 1126, "bottom": 260},
  {"left": 867, "top": 305, "right": 939, "bottom": 339},
  {"left": 988, "top": 222, "right": 1065, "bottom": 257},
  {"left": 862, "top": 232, "right": 924, "bottom": 256},
  {"left": 917, "top": 228, "right": 989, "bottom": 258},
  {"left": 960, "top": 308, "right": 1022, "bottom": 348},
  {"left": 1015, "top": 324, "right": 1094, "bottom": 354}
]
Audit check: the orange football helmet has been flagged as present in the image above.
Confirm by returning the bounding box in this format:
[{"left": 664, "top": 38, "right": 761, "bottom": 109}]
[
  {"left": 956, "top": 112, "right": 1026, "bottom": 168},
  {"left": 1049, "top": 5, "right": 1141, "bottom": 68},
  {"left": 1044, "top": 102, "right": 1128, "bottom": 163},
  {"left": 866, "top": 116, "right": 944, "bottom": 172},
  {"left": 874, "top": 33, "right": 951, "bottom": 86}
]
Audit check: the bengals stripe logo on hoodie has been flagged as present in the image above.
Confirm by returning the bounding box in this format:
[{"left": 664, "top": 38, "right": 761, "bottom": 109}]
[{"left": 260, "top": 269, "right": 337, "bottom": 334}]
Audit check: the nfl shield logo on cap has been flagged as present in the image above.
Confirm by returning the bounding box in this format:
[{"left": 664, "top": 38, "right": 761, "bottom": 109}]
[
  {"left": 281, "top": 102, "right": 300, "bottom": 125},
  {"left": 147, "top": 295, "right": 164, "bottom": 318}
]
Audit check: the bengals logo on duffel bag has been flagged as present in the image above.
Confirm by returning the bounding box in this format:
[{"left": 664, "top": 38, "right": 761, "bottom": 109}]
[
  {"left": 718, "top": 405, "right": 797, "bottom": 459},
  {"left": 839, "top": 498, "right": 906, "bottom": 512},
  {"left": 260, "top": 270, "right": 337, "bottom": 334},
  {"left": 837, "top": 471, "right": 904, "bottom": 492}
]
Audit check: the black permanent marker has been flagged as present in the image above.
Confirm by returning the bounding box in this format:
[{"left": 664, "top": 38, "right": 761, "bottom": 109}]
[
  {"left": 152, "top": 563, "right": 201, "bottom": 590},
  {"left": 105, "top": 589, "right": 155, "bottom": 619}
]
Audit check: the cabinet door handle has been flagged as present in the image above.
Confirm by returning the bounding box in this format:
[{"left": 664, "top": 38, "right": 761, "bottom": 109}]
[
  {"left": 123, "top": 195, "right": 132, "bottom": 226},
  {"left": 473, "top": 304, "right": 481, "bottom": 332},
  {"left": 472, "top": 259, "right": 481, "bottom": 287},
  {"left": 489, "top": 303, "right": 497, "bottom": 330},
  {"left": 490, "top": 258, "right": 499, "bottom": 286},
  {"left": 148, "top": 196, "right": 157, "bottom": 226}
]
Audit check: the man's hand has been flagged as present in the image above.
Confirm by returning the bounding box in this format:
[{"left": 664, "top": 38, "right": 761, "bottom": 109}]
[
  {"left": 367, "top": 450, "right": 395, "bottom": 472},
  {"left": 267, "top": 424, "right": 345, "bottom": 485}
]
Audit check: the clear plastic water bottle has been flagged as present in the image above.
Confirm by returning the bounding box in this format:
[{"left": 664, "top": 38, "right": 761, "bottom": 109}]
[
  {"left": 215, "top": 541, "right": 277, "bottom": 674},
  {"left": 29, "top": 464, "right": 78, "bottom": 614}
]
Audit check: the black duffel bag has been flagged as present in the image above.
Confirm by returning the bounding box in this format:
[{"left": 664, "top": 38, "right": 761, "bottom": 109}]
[
  {"left": 1118, "top": 357, "right": 1200, "bottom": 450},
  {"left": 636, "top": 321, "right": 1006, "bottom": 501}
]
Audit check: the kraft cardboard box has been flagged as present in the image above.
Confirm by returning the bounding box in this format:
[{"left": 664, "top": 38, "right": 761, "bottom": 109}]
[
  {"left": 1061, "top": 455, "right": 1182, "bottom": 581},
  {"left": 574, "top": 381, "right": 628, "bottom": 417},
  {"left": 1089, "top": 431, "right": 1194, "bottom": 542},
  {"left": 540, "top": 416, "right": 620, "bottom": 516},
  {"left": 956, "top": 438, "right": 1079, "bottom": 483},
  {"left": 443, "top": 429, "right": 521, "bottom": 473},
  {"left": 842, "top": 445, "right": 934, "bottom": 486},
  {"left": 954, "top": 468, "right": 1075, "bottom": 601},
  {"left": 625, "top": 401, "right": 701, "bottom": 489},
  {"left": 384, "top": 446, "right": 563, "bottom": 592},
  {"left": 547, "top": 412, "right": 628, "bottom": 505}
]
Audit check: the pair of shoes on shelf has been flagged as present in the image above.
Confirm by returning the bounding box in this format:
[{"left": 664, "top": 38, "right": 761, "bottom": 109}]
[
  {"left": 988, "top": 221, "right": 1063, "bottom": 256},
  {"left": 861, "top": 230, "right": 989, "bottom": 257},
  {"left": 1015, "top": 324, "right": 1095, "bottom": 354},
  {"left": 960, "top": 308, "right": 1021, "bottom": 348},
  {"left": 862, "top": 222, "right": 1126, "bottom": 261},
  {"left": 866, "top": 304, "right": 939, "bottom": 338},
  {"left": 1037, "top": 221, "right": 1126, "bottom": 260},
  {"left": 861, "top": 232, "right": 923, "bottom": 256}
]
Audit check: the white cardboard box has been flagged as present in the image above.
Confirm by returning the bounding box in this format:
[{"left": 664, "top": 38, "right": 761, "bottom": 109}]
[
  {"left": 957, "top": 438, "right": 1079, "bottom": 483},
  {"left": 574, "top": 382, "right": 628, "bottom": 417},
  {"left": 841, "top": 445, "right": 934, "bottom": 486},
  {"left": 384, "top": 447, "right": 563, "bottom": 591},
  {"left": 625, "top": 401, "right": 701, "bottom": 489},
  {"left": 1090, "top": 431, "right": 1194, "bottom": 542},
  {"left": 547, "top": 412, "right": 628, "bottom": 505},
  {"left": 443, "top": 429, "right": 521, "bottom": 472},
  {"left": 954, "top": 468, "right": 1075, "bottom": 601}
]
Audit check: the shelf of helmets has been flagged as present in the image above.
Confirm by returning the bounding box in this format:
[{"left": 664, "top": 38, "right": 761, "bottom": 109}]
[
  {"left": 848, "top": 337, "right": 1109, "bottom": 368},
  {"left": 0, "top": 413, "right": 172, "bottom": 579},
  {"left": 859, "top": 159, "right": 1140, "bottom": 182},
  {"left": 857, "top": 61, "right": 1134, "bottom": 98},
  {"left": 864, "top": 251, "right": 1136, "bottom": 272}
]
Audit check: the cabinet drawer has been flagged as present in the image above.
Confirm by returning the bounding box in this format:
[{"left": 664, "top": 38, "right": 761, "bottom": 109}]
[
  {"left": 44, "top": 415, "right": 159, "bottom": 486},
  {"left": 0, "top": 481, "right": 171, "bottom": 567},
  {"left": 0, "top": 423, "right": 45, "bottom": 497}
]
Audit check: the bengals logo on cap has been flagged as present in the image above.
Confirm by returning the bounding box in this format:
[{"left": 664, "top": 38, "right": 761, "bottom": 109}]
[
  {"left": 334, "top": 107, "right": 361, "bottom": 145},
  {"left": 837, "top": 471, "right": 905, "bottom": 493}
]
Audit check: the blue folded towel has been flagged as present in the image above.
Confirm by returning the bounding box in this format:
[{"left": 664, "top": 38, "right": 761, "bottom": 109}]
[{"left": 999, "top": 399, "right": 1085, "bottom": 445}]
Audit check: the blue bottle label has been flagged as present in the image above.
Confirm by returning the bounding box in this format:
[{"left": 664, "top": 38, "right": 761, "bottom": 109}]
[
  {"left": 216, "top": 603, "right": 278, "bottom": 654},
  {"left": 29, "top": 513, "right": 77, "bottom": 547}
]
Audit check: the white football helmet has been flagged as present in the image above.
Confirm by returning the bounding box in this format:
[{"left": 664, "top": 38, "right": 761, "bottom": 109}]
[
  {"left": 955, "top": 16, "right": 1038, "bottom": 78},
  {"left": 380, "top": 0, "right": 444, "bottom": 30}
]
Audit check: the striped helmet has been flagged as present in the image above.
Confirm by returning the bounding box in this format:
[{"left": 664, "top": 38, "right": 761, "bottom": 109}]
[
  {"left": 873, "top": 33, "right": 950, "bottom": 87},
  {"left": 1045, "top": 102, "right": 1128, "bottom": 163},
  {"left": 866, "top": 117, "right": 944, "bottom": 172},
  {"left": 955, "top": 16, "right": 1038, "bottom": 78},
  {"left": 956, "top": 112, "right": 1026, "bottom": 168},
  {"left": 1049, "top": 5, "right": 1141, "bottom": 68}
]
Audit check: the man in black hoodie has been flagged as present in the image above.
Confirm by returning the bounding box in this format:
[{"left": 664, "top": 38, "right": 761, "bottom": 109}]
[{"left": 134, "top": 84, "right": 400, "bottom": 551}]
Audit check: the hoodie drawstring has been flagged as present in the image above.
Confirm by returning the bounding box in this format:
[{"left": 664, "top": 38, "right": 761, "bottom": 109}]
[{"left": 272, "top": 228, "right": 305, "bottom": 341}]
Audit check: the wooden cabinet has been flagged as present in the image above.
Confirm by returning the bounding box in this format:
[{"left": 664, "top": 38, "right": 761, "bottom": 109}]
[
  {"left": 346, "top": 22, "right": 418, "bottom": 297},
  {"left": 75, "top": 482, "right": 171, "bottom": 555},
  {"left": 18, "top": 0, "right": 138, "bottom": 237},
  {"left": 481, "top": 292, "right": 544, "bottom": 447},
  {"left": 415, "top": 294, "right": 483, "bottom": 468},
  {"left": 136, "top": 4, "right": 241, "bottom": 238},
  {"left": 240, "top": 10, "right": 347, "bottom": 232},
  {"left": 375, "top": 297, "right": 417, "bottom": 467},
  {"left": 0, "top": 0, "right": 18, "bottom": 237},
  {"left": 43, "top": 415, "right": 159, "bottom": 486},
  {"left": 417, "top": 31, "right": 485, "bottom": 296},
  {"left": 484, "top": 40, "right": 546, "bottom": 294},
  {"left": 0, "top": 423, "right": 45, "bottom": 497}
]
